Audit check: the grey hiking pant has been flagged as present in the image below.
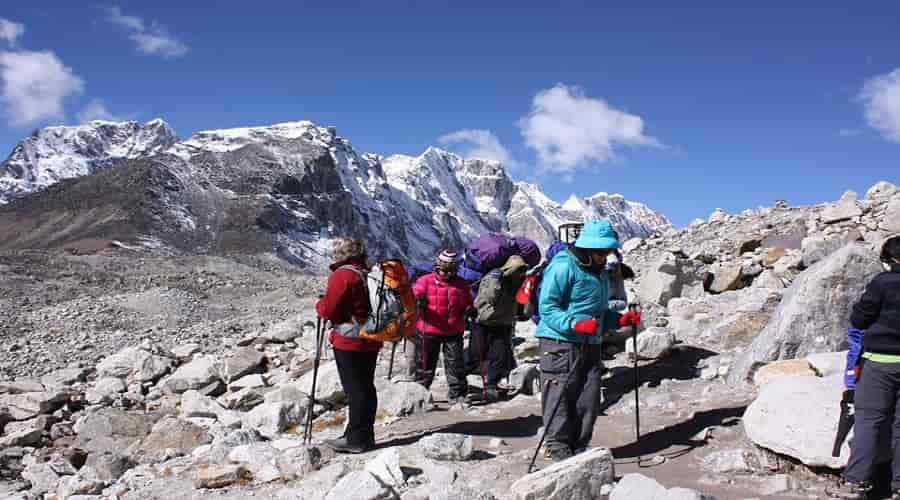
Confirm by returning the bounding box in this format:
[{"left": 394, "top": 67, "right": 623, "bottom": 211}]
[
  {"left": 419, "top": 334, "right": 467, "bottom": 400},
  {"left": 539, "top": 338, "right": 605, "bottom": 453},
  {"left": 845, "top": 359, "right": 900, "bottom": 488}
]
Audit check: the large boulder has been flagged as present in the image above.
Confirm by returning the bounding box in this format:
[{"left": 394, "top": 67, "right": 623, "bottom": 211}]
[
  {"left": 821, "top": 191, "right": 863, "bottom": 224},
  {"left": 0, "top": 391, "right": 68, "bottom": 420},
  {"left": 707, "top": 262, "right": 744, "bottom": 294},
  {"left": 165, "top": 356, "right": 221, "bottom": 394},
  {"left": 222, "top": 347, "right": 266, "bottom": 382},
  {"left": 298, "top": 362, "right": 345, "bottom": 406},
  {"left": 636, "top": 253, "right": 704, "bottom": 306},
  {"left": 752, "top": 359, "right": 817, "bottom": 387},
  {"left": 883, "top": 195, "right": 900, "bottom": 233},
  {"left": 624, "top": 327, "right": 675, "bottom": 359},
  {"left": 667, "top": 288, "right": 780, "bottom": 351},
  {"left": 509, "top": 447, "right": 615, "bottom": 500},
  {"left": 132, "top": 416, "right": 211, "bottom": 462},
  {"left": 242, "top": 401, "right": 306, "bottom": 439},
  {"left": 729, "top": 243, "right": 882, "bottom": 383},
  {"left": 73, "top": 409, "right": 159, "bottom": 454},
  {"left": 609, "top": 473, "right": 712, "bottom": 500},
  {"left": 376, "top": 380, "right": 433, "bottom": 417},
  {"left": 743, "top": 374, "right": 848, "bottom": 468},
  {"left": 276, "top": 463, "right": 349, "bottom": 500}
]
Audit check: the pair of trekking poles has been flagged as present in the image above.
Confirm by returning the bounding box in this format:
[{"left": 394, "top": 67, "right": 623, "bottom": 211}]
[
  {"left": 527, "top": 303, "right": 643, "bottom": 473},
  {"left": 302, "top": 315, "right": 402, "bottom": 444}
]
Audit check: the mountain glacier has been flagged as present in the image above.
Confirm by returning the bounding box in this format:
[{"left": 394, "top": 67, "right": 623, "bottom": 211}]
[{"left": 0, "top": 119, "right": 672, "bottom": 266}]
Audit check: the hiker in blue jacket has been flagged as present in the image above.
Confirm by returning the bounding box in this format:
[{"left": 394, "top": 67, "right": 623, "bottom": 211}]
[{"left": 536, "top": 220, "right": 641, "bottom": 460}]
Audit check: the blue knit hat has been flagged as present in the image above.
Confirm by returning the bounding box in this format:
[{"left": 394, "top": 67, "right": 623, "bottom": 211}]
[{"left": 574, "top": 220, "right": 620, "bottom": 250}]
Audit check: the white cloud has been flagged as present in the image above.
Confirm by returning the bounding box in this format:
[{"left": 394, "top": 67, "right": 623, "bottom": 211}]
[
  {"left": 105, "top": 7, "right": 188, "bottom": 59},
  {"left": 77, "top": 98, "right": 122, "bottom": 123},
  {"left": 0, "top": 50, "right": 83, "bottom": 126},
  {"left": 0, "top": 18, "right": 25, "bottom": 46},
  {"left": 518, "top": 84, "right": 660, "bottom": 172},
  {"left": 861, "top": 68, "right": 900, "bottom": 142},
  {"left": 438, "top": 129, "right": 519, "bottom": 168}
]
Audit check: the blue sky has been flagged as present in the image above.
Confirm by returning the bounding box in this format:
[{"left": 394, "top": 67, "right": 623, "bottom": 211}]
[{"left": 1, "top": 2, "right": 898, "bottom": 226}]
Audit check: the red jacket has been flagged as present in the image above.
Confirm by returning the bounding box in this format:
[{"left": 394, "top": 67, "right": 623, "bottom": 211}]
[
  {"left": 413, "top": 272, "right": 473, "bottom": 336},
  {"left": 316, "top": 258, "right": 382, "bottom": 352}
]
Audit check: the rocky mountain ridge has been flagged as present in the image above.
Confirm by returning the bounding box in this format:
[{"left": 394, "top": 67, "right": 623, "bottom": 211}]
[{"left": 0, "top": 119, "right": 671, "bottom": 266}]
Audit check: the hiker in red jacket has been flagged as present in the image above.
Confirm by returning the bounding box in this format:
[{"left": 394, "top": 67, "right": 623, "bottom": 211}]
[
  {"left": 412, "top": 250, "right": 474, "bottom": 406},
  {"left": 315, "top": 237, "right": 381, "bottom": 454}
]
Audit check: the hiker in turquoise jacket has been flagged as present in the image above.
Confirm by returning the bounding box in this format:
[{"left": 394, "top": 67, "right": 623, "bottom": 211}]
[{"left": 536, "top": 219, "right": 641, "bottom": 460}]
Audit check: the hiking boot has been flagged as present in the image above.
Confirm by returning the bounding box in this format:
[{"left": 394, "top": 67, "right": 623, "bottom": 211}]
[
  {"left": 825, "top": 478, "right": 871, "bottom": 499},
  {"left": 324, "top": 437, "right": 374, "bottom": 454},
  {"left": 467, "top": 388, "right": 501, "bottom": 404}
]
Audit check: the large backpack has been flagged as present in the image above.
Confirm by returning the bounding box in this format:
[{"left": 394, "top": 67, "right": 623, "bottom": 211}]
[
  {"left": 465, "top": 233, "right": 541, "bottom": 274},
  {"left": 335, "top": 260, "right": 417, "bottom": 343}
]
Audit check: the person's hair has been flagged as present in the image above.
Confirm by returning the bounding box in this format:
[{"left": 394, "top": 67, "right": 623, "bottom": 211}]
[{"left": 882, "top": 235, "right": 900, "bottom": 263}]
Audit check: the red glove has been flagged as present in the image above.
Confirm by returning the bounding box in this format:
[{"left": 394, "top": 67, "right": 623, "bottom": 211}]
[
  {"left": 618, "top": 310, "right": 642, "bottom": 327},
  {"left": 573, "top": 318, "right": 599, "bottom": 336}
]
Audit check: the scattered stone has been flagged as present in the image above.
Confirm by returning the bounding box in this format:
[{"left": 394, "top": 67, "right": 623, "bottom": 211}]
[
  {"left": 298, "top": 362, "right": 345, "bottom": 405},
  {"left": 228, "top": 442, "right": 282, "bottom": 483},
  {"left": 0, "top": 428, "right": 42, "bottom": 448},
  {"left": 171, "top": 344, "right": 201, "bottom": 360},
  {"left": 165, "top": 356, "right": 221, "bottom": 394},
  {"left": 418, "top": 433, "right": 474, "bottom": 461},
  {"left": 230, "top": 373, "right": 267, "bottom": 390},
  {"left": 701, "top": 449, "right": 752, "bottom": 473},
  {"left": 365, "top": 447, "right": 405, "bottom": 488},
  {"left": 610, "top": 473, "right": 711, "bottom": 500},
  {"left": 194, "top": 464, "right": 250, "bottom": 489},
  {"left": 40, "top": 367, "right": 89, "bottom": 388},
  {"left": 377, "top": 380, "right": 433, "bottom": 417},
  {"left": 0, "top": 391, "right": 69, "bottom": 420},
  {"left": 506, "top": 365, "right": 540, "bottom": 395},
  {"left": 509, "top": 448, "right": 615, "bottom": 500},
  {"left": 882, "top": 196, "right": 900, "bottom": 233},
  {"left": 73, "top": 409, "right": 157, "bottom": 454},
  {"left": 134, "top": 416, "right": 211, "bottom": 462},
  {"left": 822, "top": 191, "right": 863, "bottom": 224},
  {"left": 84, "top": 451, "right": 134, "bottom": 482},
  {"left": 222, "top": 387, "right": 266, "bottom": 411},
  {"left": 275, "top": 463, "right": 349, "bottom": 500},
  {"left": 0, "top": 379, "right": 44, "bottom": 394},
  {"left": 277, "top": 445, "right": 322, "bottom": 481},
  {"left": 56, "top": 468, "right": 104, "bottom": 499},
  {"left": 323, "top": 470, "right": 398, "bottom": 500},
  {"left": 242, "top": 400, "right": 305, "bottom": 439},
  {"left": 261, "top": 317, "right": 303, "bottom": 343},
  {"left": 222, "top": 347, "right": 266, "bottom": 382},
  {"left": 708, "top": 262, "right": 743, "bottom": 294},
  {"left": 85, "top": 377, "right": 127, "bottom": 405}
]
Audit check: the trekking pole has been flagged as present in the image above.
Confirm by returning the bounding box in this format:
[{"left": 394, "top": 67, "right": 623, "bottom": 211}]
[
  {"left": 528, "top": 338, "right": 589, "bottom": 474},
  {"left": 387, "top": 342, "right": 398, "bottom": 380},
  {"left": 304, "top": 316, "right": 325, "bottom": 444},
  {"left": 630, "top": 303, "right": 642, "bottom": 466}
]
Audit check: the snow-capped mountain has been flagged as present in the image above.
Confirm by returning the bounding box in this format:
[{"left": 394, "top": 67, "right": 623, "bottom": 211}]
[
  {"left": 0, "top": 119, "right": 672, "bottom": 266},
  {"left": 0, "top": 119, "right": 177, "bottom": 204}
]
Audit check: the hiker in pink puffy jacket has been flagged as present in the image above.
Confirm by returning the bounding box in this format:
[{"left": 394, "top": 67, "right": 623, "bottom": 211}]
[{"left": 412, "top": 249, "right": 474, "bottom": 406}]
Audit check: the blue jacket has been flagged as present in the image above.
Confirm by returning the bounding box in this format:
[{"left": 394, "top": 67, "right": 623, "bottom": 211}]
[{"left": 536, "top": 249, "right": 621, "bottom": 345}]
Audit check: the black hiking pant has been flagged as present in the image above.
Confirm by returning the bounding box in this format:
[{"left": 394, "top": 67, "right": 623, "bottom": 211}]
[
  {"left": 539, "top": 338, "right": 604, "bottom": 454},
  {"left": 405, "top": 331, "right": 423, "bottom": 380},
  {"left": 418, "top": 334, "right": 467, "bottom": 400},
  {"left": 845, "top": 359, "right": 900, "bottom": 488},
  {"left": 333, "top": 348, "right": 378, "bottom": 446}
]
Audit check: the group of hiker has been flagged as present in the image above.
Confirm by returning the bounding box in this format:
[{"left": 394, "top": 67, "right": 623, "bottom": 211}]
[
  {"left": 313, "top": 221, "right": 900, "bottom": 495},
  {"left": 312, "top": 219, "right": 641, "bottom": 457}
]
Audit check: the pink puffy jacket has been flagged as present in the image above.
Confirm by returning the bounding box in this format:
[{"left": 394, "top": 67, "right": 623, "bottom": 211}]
[{"left": 413, "top": 272, "right": 474, "bottom": 336}]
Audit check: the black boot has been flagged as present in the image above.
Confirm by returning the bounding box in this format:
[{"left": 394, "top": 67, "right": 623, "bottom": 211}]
[{"left": 324, "top": 437, "right": 374, "bottom": 454}]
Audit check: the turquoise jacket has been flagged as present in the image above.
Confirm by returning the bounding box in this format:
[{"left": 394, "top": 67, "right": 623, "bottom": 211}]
[{"left": 536, "top": 250, "right": 621, "bottom": 345}]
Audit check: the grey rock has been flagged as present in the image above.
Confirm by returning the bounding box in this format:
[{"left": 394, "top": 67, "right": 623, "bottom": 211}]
[
  {"left": 625, "top": 327, "right": 675, "bottom": 359},
  {"left": 509, "top": 447, "right": 615, "bottom": 500},
  {"left": 84, "top": 451, "right": 134, "bottom": 482},
  {"left": 751, "top": 270, "right": 785, "bottom": 290},
  {"left": 85, "top": 377, "right": 127, "bottom": 405},
  {"left": 207, "top": 428, "right": 265, "bottom": 463},
  {"left": 418, "top": 433, "right": 473, "bottom": 461},
  {"left": 0, "top": 428, "right": 41, "bottom": 448},
  {"left": 276, "top": 445, "right": 322, "bottom": 481},
  {"left": 97, "top": 347, "right": 142, "bottom": 379},
  {"left": 806, "top": 351, "right": 848, "bottom": 377},
  {"left": 610, "top": 473, "right": 713, "bottom": 500},
  {"left": 227, "top": 443, "right": 281, "bottom": 483},
  {"left": 801, "top": 235, "right": 847, "bottom": 267},
  {"left": 506, "top": 364, "right": 540, "bottom": 395},
  {"left": 276, "top": 463, "right": 349, "bottom": 500},
  {"left": 230, "top": 373, "right": 267, "bottom": 390},
  {"left": 132, "top": 352, "right": 174, "bottom": 383},
  {"left": 708, "top": 263, "right": 743, "bottom": 294},
  {"left": 165, "top": 355, "right": 221, "bottom": 394},
  {"left": 743, "top": 374, "right": 848, "bottom": 468},
  {"left": 822, "top": 191, "right": 862, "bottom": 223},
  {"left": 865, "top": 180, "right": 899, "bottom": 200},
  {"left": 636, "top": 253, "right": 704, "bottom": 306},
  {"left": 759, "top": 474, "right": 794, "bottom": 495},
  {"left": 0, "top": 391, "right": 68, "bottom": 420},
  {"left": 261, "top": 317, "right": 303, "bottom": 343},
  {"left": 56, "top": 469, "right": 104, "bottom": 499},
  {"left": 0, "top": 380, "right": 44, "bottom": 394},
  {"left": 298, "top": 361, "right": 345, "bottom": 406},
  {"left": 730, "top": 243, "right": 883, "bottom": 383},
  {"left": 263, "top": 383, "right": 306, "bottom": 404},
  {"left": 882, "top": 195, "right": 900, "bottom": 233},
  {"left": 40, "top": 367, "right": 89, "bottom": 388},
  {"left": 133, "top": 416, "right": 211, "bottom": 463},
  {"left": 170, "top": 344, "right": 200, "bottom": 361},
  {"left": 21, "top": 462, "right": 61, "bottom": 495},
  {"left": 222, "top": 347, "right": 265, "bottom": 382},
  {"left": 324, "top": 470, "right": 398, "bottom": 500},
  {"left": 242, "top": 400, "right": 305, "bottom": 439},
  {"left": 181, "top": 390, "right": 227, "bottom": 419},
  {"left": 700, "top": 449, "right": 751, "bottom": 473},
  {"left": 74, "top": 409, "right": 158, "bottom": 455},
  {"left": 365, "top": 447, "right": 405, "bottom": 488},
  {"left": 221, "top": 387, "right": 266, "bottom": 411},
  {"left": 193, "top": 464, "right": 250, "bottom": 489},
  {"left": 377, "top": 380, "right": 432, "bottom": 417},
  {"left": 668, "top": 288, "right": 780, "bottom": 351}
]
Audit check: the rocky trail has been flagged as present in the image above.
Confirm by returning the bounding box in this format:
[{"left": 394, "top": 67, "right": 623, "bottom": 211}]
[{"left": 1, "top": 179, "right": 898, "bottom": 499}]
